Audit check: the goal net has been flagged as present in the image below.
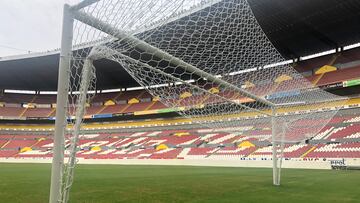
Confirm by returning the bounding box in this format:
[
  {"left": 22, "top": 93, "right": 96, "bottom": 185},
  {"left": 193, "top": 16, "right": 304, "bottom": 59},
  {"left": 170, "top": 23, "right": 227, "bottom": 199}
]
[{"left": 50, "top": 0, "right": 347, "bottom": 202}]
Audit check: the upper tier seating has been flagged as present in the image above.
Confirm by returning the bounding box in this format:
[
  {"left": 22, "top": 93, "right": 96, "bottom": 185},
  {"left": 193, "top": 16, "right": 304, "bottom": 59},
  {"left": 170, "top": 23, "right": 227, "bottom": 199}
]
[
  {"left": 33, "top": 95, "right": 56, "bottom": 104},
  {"left": 1, "top": 47, "right": 360, "bottom": 119},
  {"left": 0, "top": 93, "right": 35, "bottom": 104},
  {"left": 0, "top": 106, "right": 23, "bottom": 117},
  {"left": 317, "top": 65, "right": 360, "bottom": 86},
  {"left": 22, "top": 108, "right": 52, "bottom": 118}
]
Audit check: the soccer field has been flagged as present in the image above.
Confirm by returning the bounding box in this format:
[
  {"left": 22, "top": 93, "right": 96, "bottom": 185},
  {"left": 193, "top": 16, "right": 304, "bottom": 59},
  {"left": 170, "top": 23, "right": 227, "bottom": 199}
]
[{"left": 0, "top": 163, "right": 359, "bottom": 203}]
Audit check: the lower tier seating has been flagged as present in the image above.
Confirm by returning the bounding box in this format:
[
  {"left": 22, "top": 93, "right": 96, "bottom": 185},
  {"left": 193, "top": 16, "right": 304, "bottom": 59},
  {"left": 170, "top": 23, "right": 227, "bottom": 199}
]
[{"left": 1, "top": 128, "right": 359, "bottom": 160}]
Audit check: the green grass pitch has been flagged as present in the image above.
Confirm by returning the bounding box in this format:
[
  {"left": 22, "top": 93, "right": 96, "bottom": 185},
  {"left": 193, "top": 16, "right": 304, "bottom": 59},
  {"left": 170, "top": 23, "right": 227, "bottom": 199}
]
[{"left": 0, "top": 163, "right": 359, "bottom": 203}]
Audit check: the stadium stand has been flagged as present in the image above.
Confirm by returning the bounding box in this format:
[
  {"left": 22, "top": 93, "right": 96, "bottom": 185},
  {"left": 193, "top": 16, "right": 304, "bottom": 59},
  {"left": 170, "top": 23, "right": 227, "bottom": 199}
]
[
  {"left": 0, "top": 20, "right": 359, "bottom": 167},
  {"left": 1, "top": 110, "right": 359, "bottom": 160}
]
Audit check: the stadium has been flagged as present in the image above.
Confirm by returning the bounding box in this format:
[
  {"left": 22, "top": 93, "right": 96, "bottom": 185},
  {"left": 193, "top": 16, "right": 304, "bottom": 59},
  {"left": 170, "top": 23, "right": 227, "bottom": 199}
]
[{"left": 0, "top": 0, "right": 359, "bottom": 202}]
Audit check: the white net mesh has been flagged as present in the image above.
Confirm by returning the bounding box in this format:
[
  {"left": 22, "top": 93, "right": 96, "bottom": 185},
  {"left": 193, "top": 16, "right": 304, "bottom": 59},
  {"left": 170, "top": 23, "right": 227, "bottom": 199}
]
[
  {"left": 59, "top": 0, "right": 348, "bottom": 199},
  {"left": 69, "top": 0, "right": 347, "bottom": 142}
]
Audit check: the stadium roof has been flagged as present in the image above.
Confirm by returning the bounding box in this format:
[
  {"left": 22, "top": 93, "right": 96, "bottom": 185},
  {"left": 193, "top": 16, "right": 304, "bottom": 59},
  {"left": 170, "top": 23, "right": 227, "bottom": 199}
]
[
  {"left": 249, "top": 0, "right": 360, "bottom": 58},
  {"left": 0, "top": 0, "right": 359, "bottom": 91}
]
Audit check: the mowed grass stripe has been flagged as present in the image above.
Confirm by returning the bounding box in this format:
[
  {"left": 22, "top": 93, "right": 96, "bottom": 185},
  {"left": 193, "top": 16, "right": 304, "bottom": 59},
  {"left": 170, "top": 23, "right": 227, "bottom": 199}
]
[{"left": 0, "top": 163, "right": 359, "bottom": 203}]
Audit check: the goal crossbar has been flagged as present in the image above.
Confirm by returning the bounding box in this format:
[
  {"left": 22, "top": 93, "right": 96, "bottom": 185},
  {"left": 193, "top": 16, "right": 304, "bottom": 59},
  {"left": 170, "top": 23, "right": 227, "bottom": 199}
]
[{"left": 70, "top": 0, "right": 100, "bottom": 11}]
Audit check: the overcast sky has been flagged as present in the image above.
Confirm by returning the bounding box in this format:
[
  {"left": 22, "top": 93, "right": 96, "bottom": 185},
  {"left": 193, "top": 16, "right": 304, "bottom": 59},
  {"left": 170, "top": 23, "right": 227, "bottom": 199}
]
[{"left": 0, "top": 0, "right": 80, "bottom": 57}]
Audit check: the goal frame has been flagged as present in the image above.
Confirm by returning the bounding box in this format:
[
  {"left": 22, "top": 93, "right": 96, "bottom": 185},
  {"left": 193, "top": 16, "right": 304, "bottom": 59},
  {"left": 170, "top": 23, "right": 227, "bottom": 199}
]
[{"left": 49, "top": 1, "right": 283, "bottom": 202}]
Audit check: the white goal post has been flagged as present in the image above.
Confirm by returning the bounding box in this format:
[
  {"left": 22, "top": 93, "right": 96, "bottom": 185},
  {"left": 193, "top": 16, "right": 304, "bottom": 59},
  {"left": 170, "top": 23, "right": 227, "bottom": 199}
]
[{"left": 50, "top": 0, "right": 346, "bottom": 202}]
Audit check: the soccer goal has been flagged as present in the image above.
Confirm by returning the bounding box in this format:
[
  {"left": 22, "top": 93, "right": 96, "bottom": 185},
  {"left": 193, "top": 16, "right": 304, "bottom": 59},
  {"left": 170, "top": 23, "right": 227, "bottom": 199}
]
[{"left": 50, "top": 0, "right": 346, "bottom": 202}]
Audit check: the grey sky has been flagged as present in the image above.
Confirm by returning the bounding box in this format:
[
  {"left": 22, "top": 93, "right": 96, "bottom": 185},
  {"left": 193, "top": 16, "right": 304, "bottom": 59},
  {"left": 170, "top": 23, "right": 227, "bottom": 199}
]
[{"left": 0, "top": 0, "right": 80, "bottom": 57}]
